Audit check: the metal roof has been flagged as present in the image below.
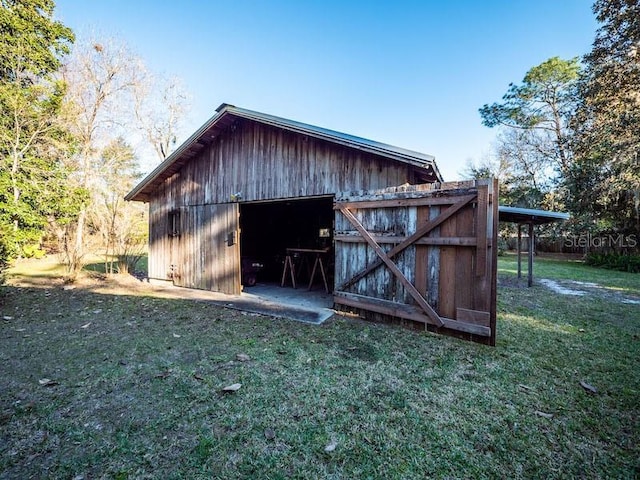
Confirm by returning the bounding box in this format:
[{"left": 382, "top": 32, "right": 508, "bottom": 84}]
[
  {"left": 125, "top": 103, "right": 442, "bottom": 202},
  {"left": 499, "top": 206, "right": 570, "bottom": 225}
]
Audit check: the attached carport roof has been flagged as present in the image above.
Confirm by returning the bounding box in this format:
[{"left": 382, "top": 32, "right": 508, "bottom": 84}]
[
  {"left": 499, "top": 206, "right": 570, "bottom": 225},
  {"left": 126, "top": 103, "right": 443, "bottom": 203}
]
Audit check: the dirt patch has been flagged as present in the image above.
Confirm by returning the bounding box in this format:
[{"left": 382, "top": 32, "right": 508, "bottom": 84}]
[
  {"left": 539, "top": 279, "right": 585, "bottom": 296},
  {"left": 539, "top": 278, "right": 640, "bottom": 305}
]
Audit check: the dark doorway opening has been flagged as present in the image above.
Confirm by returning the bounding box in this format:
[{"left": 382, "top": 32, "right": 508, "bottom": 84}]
[{"left": 239, "top": 196, "right": 334, "bottom": 289}]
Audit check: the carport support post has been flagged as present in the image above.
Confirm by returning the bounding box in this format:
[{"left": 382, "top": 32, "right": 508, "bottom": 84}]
[
  {"left": 517, "top": 224, "right": 522, "bottom": 280},
  {"left": 528, "top": 222, "right": 534, "bottom": 287}
]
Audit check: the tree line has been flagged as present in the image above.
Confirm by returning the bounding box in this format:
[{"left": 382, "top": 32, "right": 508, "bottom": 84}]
[
  {"left": 467, "top": 0, "right": 639, "bottom": 252},
  {"left": 1, "top": 0, "right": 638, "bottom": 280},
  {"left": 0, "top": 0, "right": 189, "bottom": 279}
]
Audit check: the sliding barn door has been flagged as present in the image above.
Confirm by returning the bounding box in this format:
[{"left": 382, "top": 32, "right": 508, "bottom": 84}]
[
  {"left": 171, "top": 203, "right": 241, "bottom": 295},
  {"left": 334, "top": 179, "right": 498, "bottom": 345}
]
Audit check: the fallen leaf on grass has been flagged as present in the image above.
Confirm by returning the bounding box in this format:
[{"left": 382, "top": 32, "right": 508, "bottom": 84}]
[
  {"left": 264, "top": 427, "right": 275, "bottom": 440},
  {"left": 80, "top": 322, "right": 91, "bottom": 329},
  {"left": 0, "top": 410, "right": 14, "bottom": 424},
  {"left": 236, "top": 353, "right": 251, "bottom": 362},
  {"left": 324, "top": 440, "right": 337, "bottom": 452},
  {"left": 222, "top": 383, "right": 242, "bottom": 392},
  {"left": 534, "top": 410, "right": 554, "bottom": 419},
  {"left": 38, "top": 378, "right": 58, "bottom": 387},
  {"left": 580, "top": 380, "right": 597, "bottom": 394}
]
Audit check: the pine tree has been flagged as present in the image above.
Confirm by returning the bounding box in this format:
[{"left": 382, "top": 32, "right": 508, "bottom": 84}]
[{"left": 568, "top": 0, "right": 640, "bottom": 236}]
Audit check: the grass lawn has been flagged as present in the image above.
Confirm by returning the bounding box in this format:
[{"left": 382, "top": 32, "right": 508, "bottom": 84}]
[{"left": 0, "top": 254, "right": 638, "bottom": 479}]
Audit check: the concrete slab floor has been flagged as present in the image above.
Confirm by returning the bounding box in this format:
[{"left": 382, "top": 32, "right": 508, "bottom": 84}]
[
  {"left": 243, "top": 283, "right": 334, "bottom": 310},
  {"left": 148, "top": 280, "right": 335, "bottom": 325},
  {"left": 236, "top": 283, "right": 335, "bottom": 324}
]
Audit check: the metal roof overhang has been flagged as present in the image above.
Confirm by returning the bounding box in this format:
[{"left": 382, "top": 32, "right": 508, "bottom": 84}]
[
  {"left": 125, "top": 103, "right": 442, "bottom": 203},
  {"left": 498, "top": 206, "right": 570, "bottom": 225}
]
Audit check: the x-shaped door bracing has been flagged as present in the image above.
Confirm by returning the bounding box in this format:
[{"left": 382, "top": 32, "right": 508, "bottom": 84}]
[{"left": 336, "top": 193, "right": 477, "bottom": 329}]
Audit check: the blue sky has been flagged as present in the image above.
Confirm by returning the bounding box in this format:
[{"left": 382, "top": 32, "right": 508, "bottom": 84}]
[{"left": 54, "top": 0, "right": 597, "bottom": 180}]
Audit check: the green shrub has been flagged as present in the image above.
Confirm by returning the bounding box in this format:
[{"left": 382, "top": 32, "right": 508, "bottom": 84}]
[
  {"left": 497, "top": 236, "right": 508, "bottom": 256},
  {"left": 584, "top": 252, "right": 640, "bottom": 273},
  {"left": 22, "top": 243, "right": 46, "bottom": 259}
]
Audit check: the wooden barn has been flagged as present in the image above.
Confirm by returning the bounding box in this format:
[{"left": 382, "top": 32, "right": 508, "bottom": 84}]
[{"left": 126, "top": 104, "right": 498, "bottom": 344}]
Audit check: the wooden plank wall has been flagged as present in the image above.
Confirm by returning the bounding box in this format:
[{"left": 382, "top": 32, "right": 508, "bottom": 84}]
[
  {"left": 171, "top": 204, "right": 241, "bottom": 294},
  {"left": 334, "top": 180, "right": 498, "bottom": 345},
  {"left": 153, "top": 119, "right": 418, "bottom": 207},
  {"left": 148, "top": 174, "right": 179, "bottom": 281},
  {"left": 147, "top": 118, "right": 426, "bottom": 287},
  {"left": 148, "top": 200, "right": 241, "bottom": 294}
]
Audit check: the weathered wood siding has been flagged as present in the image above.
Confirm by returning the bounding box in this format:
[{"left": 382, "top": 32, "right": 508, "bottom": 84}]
[
  {"left": 149, "top": 200, "right": 241, "bottom": 294},
  {"left": 148, "top": 174, "right": 179, "bottom": 282},
  {"left": 149, "top": 119, "right": 418, "bottom": 207},
  {"left": 147, "top": 118, "right": 425, "bottom": 289},
  {"left": 334, "top": 180, "right": 498, "bottom": 345}
]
